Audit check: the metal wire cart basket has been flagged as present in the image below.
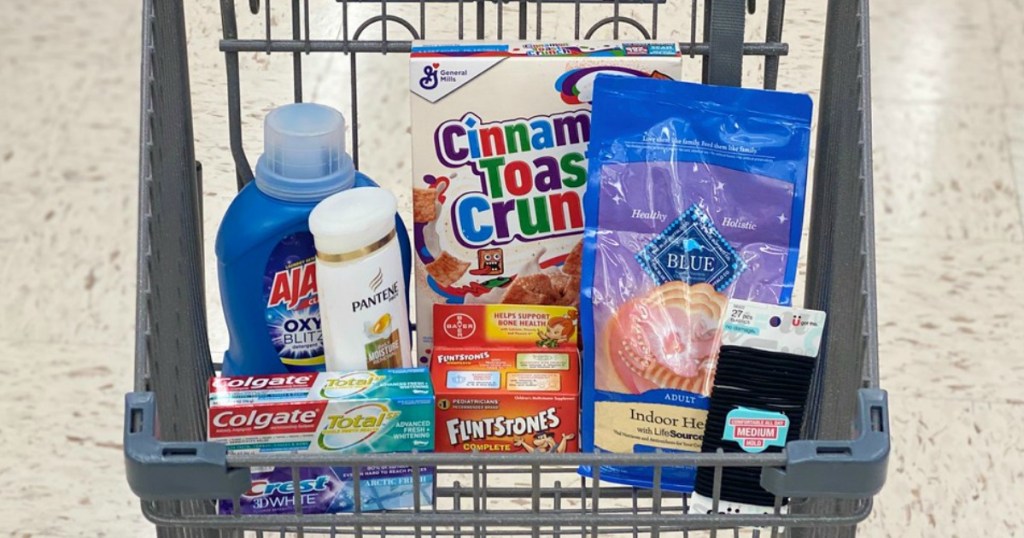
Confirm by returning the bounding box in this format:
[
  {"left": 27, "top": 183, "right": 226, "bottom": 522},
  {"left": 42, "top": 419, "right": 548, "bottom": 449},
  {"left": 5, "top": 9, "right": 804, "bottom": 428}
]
[{"left": 124, "top": 0, "right": 889, "bottom": 535}]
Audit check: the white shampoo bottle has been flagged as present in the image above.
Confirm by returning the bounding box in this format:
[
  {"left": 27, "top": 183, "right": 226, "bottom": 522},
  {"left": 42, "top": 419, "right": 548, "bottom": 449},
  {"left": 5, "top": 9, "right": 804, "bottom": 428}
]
[{"left": 309, "top": 188, "right": 412, "bottom": 371}]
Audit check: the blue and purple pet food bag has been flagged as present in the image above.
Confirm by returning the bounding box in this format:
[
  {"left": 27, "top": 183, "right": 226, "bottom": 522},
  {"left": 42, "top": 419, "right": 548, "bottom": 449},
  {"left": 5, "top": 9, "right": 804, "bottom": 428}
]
[{"left": 579, "top": 76, "right": 812, "bottom": 492}]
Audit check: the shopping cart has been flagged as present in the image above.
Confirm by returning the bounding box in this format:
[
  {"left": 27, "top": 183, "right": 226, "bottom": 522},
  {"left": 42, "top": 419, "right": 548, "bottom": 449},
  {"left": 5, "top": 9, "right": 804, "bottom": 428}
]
[{"left": 123, "top": 0, "right": 889, "bottom": 536}]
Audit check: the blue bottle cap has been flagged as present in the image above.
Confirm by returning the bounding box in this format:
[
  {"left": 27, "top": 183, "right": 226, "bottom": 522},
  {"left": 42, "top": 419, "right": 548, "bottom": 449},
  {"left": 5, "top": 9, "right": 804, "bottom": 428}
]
[{"left": 254, "top": 103, "right": 356, "bottom": 202}]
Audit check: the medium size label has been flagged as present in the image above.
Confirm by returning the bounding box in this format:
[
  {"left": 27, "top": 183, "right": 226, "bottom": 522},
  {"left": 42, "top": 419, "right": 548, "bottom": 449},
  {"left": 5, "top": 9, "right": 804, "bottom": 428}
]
[
  {"left": 593, "top": 401, "right": 707, "bottom": 453},
  {"left": 263, "top": 232, "right": 325, "bottom": 368},
  {"left": 722, "top": 407, "right": 789, "bottom": 453}
]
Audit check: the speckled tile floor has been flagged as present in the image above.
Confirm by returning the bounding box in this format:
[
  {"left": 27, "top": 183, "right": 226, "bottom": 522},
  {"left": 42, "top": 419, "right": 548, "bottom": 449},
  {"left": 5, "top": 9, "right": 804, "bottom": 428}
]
[{"left": 0, "top": 0, "right": 1021, "bottom": 536}]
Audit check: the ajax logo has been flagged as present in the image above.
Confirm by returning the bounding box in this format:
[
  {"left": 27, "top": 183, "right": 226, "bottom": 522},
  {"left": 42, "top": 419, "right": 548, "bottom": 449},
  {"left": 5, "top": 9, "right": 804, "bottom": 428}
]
[
  {"left": 319, "top": 371, "right": 383, "bottom": 399},
  {"left": 420, "top": 63, "right": 439, "bottom": 90},
  {"left": 317, "top": 403, "right": 399, "bottom": 451}
]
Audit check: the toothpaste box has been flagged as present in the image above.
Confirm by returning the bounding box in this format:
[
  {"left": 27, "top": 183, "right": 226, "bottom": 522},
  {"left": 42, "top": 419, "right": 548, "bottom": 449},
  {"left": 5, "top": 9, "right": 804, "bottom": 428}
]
[
  {"left": 208, "top": 369, "right": 434, "bottom": 514},
  {"left": 410, "top": 42, "right": 683, "bottom": 365},
  {"left": 431, "top": 304, "right": 580, "bottom": 453}
]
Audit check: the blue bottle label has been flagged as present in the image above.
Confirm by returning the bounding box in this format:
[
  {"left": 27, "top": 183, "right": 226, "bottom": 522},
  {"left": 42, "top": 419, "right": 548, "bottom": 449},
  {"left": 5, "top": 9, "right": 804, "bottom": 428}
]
[{"left": 263, "top": 232, "right": 325, "bottom": 367}]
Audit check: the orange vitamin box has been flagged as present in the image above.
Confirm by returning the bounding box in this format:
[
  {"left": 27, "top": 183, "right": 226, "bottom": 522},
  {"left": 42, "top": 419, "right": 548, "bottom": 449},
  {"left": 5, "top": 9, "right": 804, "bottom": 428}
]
[{"left": 431, "top": 304, "right": 580, "bottom": 453}]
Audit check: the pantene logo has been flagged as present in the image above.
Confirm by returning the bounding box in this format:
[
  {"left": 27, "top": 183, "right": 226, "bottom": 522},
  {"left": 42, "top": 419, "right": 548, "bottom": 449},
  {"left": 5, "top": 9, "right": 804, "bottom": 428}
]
[
  {"left": 318, "top": 371, "right": 383, "bottom": 399},
  {"left": 351, "top": 279, "right": 400, "bottom": 313},
  {"left": 370, "top": 269, "right": 384, "bottom": 292}
]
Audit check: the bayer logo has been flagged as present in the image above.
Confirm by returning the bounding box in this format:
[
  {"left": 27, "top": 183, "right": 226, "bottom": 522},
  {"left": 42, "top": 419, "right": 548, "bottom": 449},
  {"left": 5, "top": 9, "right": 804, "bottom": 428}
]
[{"left": 442, "top": 313, "right": 476, "bottom": 340}]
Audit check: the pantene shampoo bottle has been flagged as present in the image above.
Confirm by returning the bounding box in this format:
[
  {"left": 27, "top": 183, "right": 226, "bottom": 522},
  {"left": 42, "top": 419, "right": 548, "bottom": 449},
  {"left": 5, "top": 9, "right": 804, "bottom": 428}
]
[
  {"left": 216, "top": 103, "right": 411, "bottom": 375},
  {"left": 310, "top": 188, "right": 412, "bottom": 371}
]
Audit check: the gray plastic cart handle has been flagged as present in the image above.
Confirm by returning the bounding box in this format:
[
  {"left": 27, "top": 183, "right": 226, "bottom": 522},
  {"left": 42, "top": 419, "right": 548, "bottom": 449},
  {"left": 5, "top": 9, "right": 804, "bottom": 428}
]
[
  {"left": 761, "top": 388, "right": 889, "bottom": 498},
  {"left": 123, "top": 389, "right": 887, "bottom": 500},
  {"left": 124, "top": 392, "right": 251, "bottom": 501}
]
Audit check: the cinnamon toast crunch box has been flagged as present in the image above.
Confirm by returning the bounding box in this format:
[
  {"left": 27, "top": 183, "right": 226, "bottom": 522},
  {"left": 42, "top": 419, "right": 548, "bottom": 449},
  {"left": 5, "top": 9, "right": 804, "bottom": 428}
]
[
  {"left": 431, "top": 303, "right": 580, "bottom": 453},
  {"left": 410, "top": 42, "right": 683, "bottom": 364}
]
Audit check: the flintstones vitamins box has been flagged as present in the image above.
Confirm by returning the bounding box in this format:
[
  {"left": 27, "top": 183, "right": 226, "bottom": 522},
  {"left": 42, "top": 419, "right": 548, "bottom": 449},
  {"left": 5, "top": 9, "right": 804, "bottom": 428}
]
[
  {"left": 410, "top": 42, "right": 683, "bottom": 364},
  {"left": 431, "top": 303, "right": 580, "bottom": 453}
]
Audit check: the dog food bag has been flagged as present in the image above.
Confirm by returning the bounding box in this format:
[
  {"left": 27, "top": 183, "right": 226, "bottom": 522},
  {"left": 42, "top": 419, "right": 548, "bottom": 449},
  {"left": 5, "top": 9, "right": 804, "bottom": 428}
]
[
  {"left": 410, "top": 42, "right": 684, "bottom": 365},
  {"left": 579, "top": 76, "right": 812, "bottom": 492}
]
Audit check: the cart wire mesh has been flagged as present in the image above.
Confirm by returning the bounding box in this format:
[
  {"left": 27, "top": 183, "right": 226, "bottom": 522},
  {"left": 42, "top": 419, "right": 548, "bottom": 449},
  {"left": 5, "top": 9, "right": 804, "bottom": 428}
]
[{"left": 127, "top": 0, "right": 885, "bottom": 536}]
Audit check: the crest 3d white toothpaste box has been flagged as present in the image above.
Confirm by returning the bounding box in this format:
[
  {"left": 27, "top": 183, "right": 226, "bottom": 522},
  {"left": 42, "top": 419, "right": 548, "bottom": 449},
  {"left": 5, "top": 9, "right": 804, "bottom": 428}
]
[{"left": 208, "top": 369, "right": 434, "bottom": 514}]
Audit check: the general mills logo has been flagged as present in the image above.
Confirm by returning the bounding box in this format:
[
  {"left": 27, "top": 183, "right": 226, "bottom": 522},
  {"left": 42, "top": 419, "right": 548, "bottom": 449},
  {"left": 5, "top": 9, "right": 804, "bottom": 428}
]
[{"left": 419, "top": 63, "right": 439, "bottom": 90}]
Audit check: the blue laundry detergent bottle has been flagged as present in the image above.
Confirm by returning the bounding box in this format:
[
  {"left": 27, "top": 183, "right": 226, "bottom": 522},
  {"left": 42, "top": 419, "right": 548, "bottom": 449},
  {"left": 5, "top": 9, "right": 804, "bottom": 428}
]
[{"left": 216, "top": 103, "right": 411, "bottom": 376}]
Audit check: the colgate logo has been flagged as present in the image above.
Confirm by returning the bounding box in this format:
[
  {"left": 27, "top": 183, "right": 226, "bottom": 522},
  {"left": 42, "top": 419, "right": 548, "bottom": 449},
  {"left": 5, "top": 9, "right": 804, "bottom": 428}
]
[
  {"left": 211, "top": 374, "right": 315, "bottom": 392},
  {"left": 243, "top": 475, "right": 330, "bottom": 498},
  {"left": 209, "top": 402, "right": 326, "bottom": 438},
  {"left": 212, "top": 408, "right": 318, "bottom": 430}
]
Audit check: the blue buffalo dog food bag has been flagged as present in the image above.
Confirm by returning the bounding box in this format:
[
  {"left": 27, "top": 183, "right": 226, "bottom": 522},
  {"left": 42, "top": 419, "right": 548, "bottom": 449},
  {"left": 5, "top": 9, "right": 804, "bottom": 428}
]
[{"left": 579, "top": 76, "right": 813, "bottom": 492}]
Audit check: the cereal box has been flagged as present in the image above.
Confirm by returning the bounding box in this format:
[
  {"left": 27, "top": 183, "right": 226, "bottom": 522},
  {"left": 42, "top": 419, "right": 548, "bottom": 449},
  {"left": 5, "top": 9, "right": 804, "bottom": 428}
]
[
  {"left": 431, "top": 303, "right": 580, "bottom": 453},
  {"left": 208, "top": 369, "right": 434, "bottom": 514},
  {"left": 410, "top": 42, "right": 683, "bottom": 364}
]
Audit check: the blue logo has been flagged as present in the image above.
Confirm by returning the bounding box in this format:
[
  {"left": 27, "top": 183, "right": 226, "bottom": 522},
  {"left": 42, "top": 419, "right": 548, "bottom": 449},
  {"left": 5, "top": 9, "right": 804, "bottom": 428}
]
[
  {"left": 419, "top": 64, "right": 439, "bottom": 90},
  {"left": 635, "top": 204, "right": 746, "bottom": 291}
]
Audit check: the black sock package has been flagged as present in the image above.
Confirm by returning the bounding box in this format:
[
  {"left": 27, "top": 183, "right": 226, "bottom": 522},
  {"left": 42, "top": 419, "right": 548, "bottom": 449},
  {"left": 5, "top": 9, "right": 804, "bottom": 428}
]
[{"left": 690, "top": 299, "right": 827, "bottom": 515}]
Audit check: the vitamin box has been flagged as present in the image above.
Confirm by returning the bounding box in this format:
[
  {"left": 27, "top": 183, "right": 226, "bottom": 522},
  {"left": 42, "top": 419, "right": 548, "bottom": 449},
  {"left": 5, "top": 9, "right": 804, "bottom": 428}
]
[
  {"left": 431, "top": 304, "right": 580, "bottom": 453},
  {"left": 410, "top": 42, "right": 683, "bottom": 364},
  {"left": 208, "top": 369, "right": 434, "bottom": 514}
]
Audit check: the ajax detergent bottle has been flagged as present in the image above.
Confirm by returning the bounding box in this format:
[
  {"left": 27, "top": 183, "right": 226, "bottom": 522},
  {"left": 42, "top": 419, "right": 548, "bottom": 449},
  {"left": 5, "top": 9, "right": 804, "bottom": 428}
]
[{"left": 216, "top": 103, "right": 411, "bottom": 375}]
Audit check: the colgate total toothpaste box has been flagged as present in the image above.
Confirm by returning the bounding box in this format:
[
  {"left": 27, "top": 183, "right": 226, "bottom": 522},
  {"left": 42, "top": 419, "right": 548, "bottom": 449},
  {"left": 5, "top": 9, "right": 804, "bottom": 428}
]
[
  {"left": 208, "top": 369, "right": 434, "bottom": 514},
  {"left": 431, "top": 304, "right": 580, "bottom": 453}
]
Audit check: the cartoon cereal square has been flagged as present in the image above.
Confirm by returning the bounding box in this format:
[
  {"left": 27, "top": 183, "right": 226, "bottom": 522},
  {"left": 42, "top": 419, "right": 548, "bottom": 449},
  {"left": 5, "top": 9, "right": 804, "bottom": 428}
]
[
  {"left": 426, "top": 252, "right": 470, "bottom": 287},
  {"left": 502, "top": 273, "right": 557, "bottom": 305},
  {"left": 562, "top": 240, "right": 583, "bottom": 277},
  {"left": 413, "top": 187, "right": 438, "bottom": 223}
]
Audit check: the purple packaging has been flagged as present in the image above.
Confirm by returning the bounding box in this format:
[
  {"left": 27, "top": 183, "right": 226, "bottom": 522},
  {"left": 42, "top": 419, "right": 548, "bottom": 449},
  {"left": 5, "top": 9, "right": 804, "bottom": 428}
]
[
  {"left": 219, "top": 466, "right": 433, "bottom": 515},
  {"left": 579, "top": 76, "right": 812, "bottom": 492},
  {"left": 595, "top": 162, "right": 799, "bottom": 304}
]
